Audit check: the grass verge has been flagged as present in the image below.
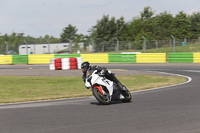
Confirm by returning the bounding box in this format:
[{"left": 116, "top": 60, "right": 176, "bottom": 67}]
[{"left": 0, "top": 75, "right": 186, "bottom": 104}]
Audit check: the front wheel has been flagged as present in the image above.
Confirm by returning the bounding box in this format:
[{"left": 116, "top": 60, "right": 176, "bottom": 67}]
[{"left": 92, "top": 87, "right": 110, "bottom": 105}]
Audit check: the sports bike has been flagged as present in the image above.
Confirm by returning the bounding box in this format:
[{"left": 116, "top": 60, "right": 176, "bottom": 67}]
[{"left": 85, "top": 69, "right": 132, "bottom": 105}]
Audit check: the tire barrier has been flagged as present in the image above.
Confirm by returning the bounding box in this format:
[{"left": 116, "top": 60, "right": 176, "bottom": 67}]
[
  {"left": 49, "top": 57, "right": 83, "bottom": 70},
  {"left": 81, "top": 54, "right": 109, "bottom": 63},
  {"left": 12, "top": 55, "right": 28, "bottom": 64},
  {"left": 0, "top": 55, "right": 12, "bottom": 64},
  {"left": 2, "top": 53, "right": 200, "bottom": 65},
  {"left": 28, "top": 54, "right": 54, "bottom": 64},
  {"left": 69, "top": 58, "right": 78, "bottom": 70},
  {"left": 109, "top": 54, "right": 136, "bottom": 63},
  {"left": 77, "top": 57, "right": 83, "bottom": 69},
  {"left": 192, "top": 53, "right": 200, "bottom": 63},
  {"left": 136, "top": 53, "right": 166, "bottom": 63},
  {"left": 54, "top": 58, "right": 62, "bottom": 70},
  {"left": 61, "top": 58, "right": 70, "bottom": 70},
  {"left": 168, "top": 53, "right": 193, "bottom": 63}
]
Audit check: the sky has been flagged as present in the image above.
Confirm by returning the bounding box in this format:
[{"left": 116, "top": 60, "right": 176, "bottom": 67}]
[{"left": 0, "top": 0, "right": 199, "bottom": 38}]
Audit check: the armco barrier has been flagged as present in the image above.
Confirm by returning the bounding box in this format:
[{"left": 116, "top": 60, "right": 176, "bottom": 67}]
[
  {"left": 0, "top": 55, "right": 13, "bottom": 64},
  {"left": 136, "top": 53, "right": 166, "bottom": 63},
  {"left": 81, "top": 54, "right": 109, "bottom": 63},
  {"left": 168, "top": 53, "right": 193, "bottom": 63},
  {"left": 28, "top": 54, "right": 55, "bottom": 64},
  {"left": 193, "top": 53, "right": 200, "bottom": 63},
  {"left": 12, "top": 55, "right": 28, "bottom": 64},
  {"left": 109, "top": 54, "right": 136, "bottom": 63}
]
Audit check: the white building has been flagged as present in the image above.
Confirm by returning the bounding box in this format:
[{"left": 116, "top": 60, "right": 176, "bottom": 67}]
[{"left": 19, "top": 42, "right": 84, "bottom": 55}]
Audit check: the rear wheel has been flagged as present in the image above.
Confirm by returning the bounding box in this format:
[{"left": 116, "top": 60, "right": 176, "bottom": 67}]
[
  {"left": 121, "top": 89, "right": 132, "bottom": 103},
  {"left": 92, "top": 87, "right": 110, "bottom": 105}
]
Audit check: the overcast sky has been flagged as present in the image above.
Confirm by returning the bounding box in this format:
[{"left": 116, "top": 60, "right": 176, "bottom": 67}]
[{"left": 0, "top": 0, "right": 199, "bottom": 38}]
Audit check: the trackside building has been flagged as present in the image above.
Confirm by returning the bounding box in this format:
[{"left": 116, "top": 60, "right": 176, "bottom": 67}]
[{"left": 18, "top": 43, "right": 83, "bottom": 55}]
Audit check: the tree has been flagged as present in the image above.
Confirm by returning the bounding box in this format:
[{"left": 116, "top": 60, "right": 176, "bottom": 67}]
[
  {"left": 60, "top": 24, "right": 78, "bottom": 42},
  {"left": 188, "top": 12, "right": 200, "bottom": 39},
  {"left": 0, "top": 32, "right": 62, "bottom": 54},
  {"left": 115, "top": 17, "right": 127, "bottom": 40},
  {"left": 90, "top": 15, "right": 126, "bottom": 52},
  {"left": 72, "top": 34, "right": 87, "bottom": 52},
  {"left": 43, "top": 34, "right": 61, "bottom": 43},
  {"left": 125, "top": 18, "right": 143, "bottom": 41},
  {"left": 140, "top": 6, "right": 155, "bottom": 20},
  {"left": 153, "top": 11, "right": 174, "bottom": 40},
  {"left": 171, "top": 11, "right": 191, "bottom": 39}
]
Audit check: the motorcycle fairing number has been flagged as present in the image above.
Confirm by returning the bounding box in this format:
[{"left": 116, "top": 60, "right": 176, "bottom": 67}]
[{"left": 102, "top": 78, "right": 110, "bottom": 85}]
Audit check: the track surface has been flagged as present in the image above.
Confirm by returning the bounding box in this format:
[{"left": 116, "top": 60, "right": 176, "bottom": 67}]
[{"left": 1, "top": 64, "right": 200, "bottom": 133}]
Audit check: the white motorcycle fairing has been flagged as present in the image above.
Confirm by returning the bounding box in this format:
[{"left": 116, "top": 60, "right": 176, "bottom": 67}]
[{"left": 85, "top": 70, "right": 124, "bottom": 100}]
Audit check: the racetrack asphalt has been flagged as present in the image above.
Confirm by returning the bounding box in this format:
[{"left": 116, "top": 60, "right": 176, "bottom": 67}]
[{"left": 0, "top": 63, "right": 200, "bottom": 133}]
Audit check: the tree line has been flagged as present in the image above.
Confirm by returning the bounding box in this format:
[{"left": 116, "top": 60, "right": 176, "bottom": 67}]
[{"left": 0, "top": 6, "right": 199, "bottom": 54}]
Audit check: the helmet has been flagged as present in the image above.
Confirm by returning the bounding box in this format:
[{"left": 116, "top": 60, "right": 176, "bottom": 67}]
[{"left": 81, "top": 62, "right": 90, "bottom": 73}]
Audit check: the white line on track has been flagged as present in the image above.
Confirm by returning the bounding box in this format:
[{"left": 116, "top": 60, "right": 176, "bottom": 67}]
[
  {"left": 181, "top": 70, "right": 200, "bottom": 73},
  {"left": 133, "top": 71, "right": 192, "bottom": 94}
]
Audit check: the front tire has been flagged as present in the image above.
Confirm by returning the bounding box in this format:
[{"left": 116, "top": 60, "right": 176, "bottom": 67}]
[{"left": 92, "top": 87, "right": 110, "bottom": 105}]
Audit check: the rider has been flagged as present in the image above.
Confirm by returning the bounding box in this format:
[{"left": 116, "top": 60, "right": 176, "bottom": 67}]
[{"left": 81, "top": 61, "right": 127, "bottom": 93}]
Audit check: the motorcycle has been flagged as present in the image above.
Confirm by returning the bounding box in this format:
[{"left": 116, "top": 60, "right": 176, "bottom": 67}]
[{"left": 85, "top": 69, "right": 132, "bottom": 105}]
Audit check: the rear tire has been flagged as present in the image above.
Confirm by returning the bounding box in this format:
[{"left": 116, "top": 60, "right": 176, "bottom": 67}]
[
  {"left": 92, "top": 87, "right": 110, "bottom": 105},
  {"left": 121, "top": 90, "right": 132, "bottom": 103}
]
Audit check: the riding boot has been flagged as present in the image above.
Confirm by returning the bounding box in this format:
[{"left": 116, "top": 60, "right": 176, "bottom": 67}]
[{"left": 112, "top": 76, "right": 130, "bottom": 97}]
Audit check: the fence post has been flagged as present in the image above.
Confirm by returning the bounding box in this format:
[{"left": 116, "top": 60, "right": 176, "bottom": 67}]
[
  {"left": 24, "top": 40, "right": 28, "bottom": 55},
  {"left": 115, "top": 37, "right": 119, "bottom": 53},
  {"left": 4, "top": 41, "right": 8, "bottom": 55},
  {"left": 68, "top": 39, "right": 73, "bottom": 54},
  {"left": 156, "top": 40, "right": 158, "bottom": 49},
  {"left": 46, "top": 39, "right": 50, "bottom": 54},
  {"left": 171, "top": 35, "right": 176, "bottom": 53},
  {"left": 90, "top": 38, "right": 94, "bottom": 53},
  {"left": 142, "top": 36, "right": 146, "bottom": 53}
]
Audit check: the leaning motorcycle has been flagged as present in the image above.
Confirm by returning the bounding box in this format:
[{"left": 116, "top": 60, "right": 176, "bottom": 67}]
[{"left": 85, "top": 69, "right": 132, "bottom": 105}]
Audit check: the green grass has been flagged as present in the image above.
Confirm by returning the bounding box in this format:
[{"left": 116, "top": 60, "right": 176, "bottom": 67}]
[{"left": 0, "top": 75, "right": 186, "bottom": 104}]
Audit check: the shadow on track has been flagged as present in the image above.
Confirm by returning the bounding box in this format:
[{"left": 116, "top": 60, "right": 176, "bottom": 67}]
[{"left": 90, "top": 101, "right": 133, "bottom": 106}]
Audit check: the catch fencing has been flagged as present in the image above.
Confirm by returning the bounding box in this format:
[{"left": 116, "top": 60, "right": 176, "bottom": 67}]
[
  {"left": 90, "top": 39, "right": 200, "bottom": 53},
  {"left": 1, "top": 39, "right": 200, "bottom": 55}
]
